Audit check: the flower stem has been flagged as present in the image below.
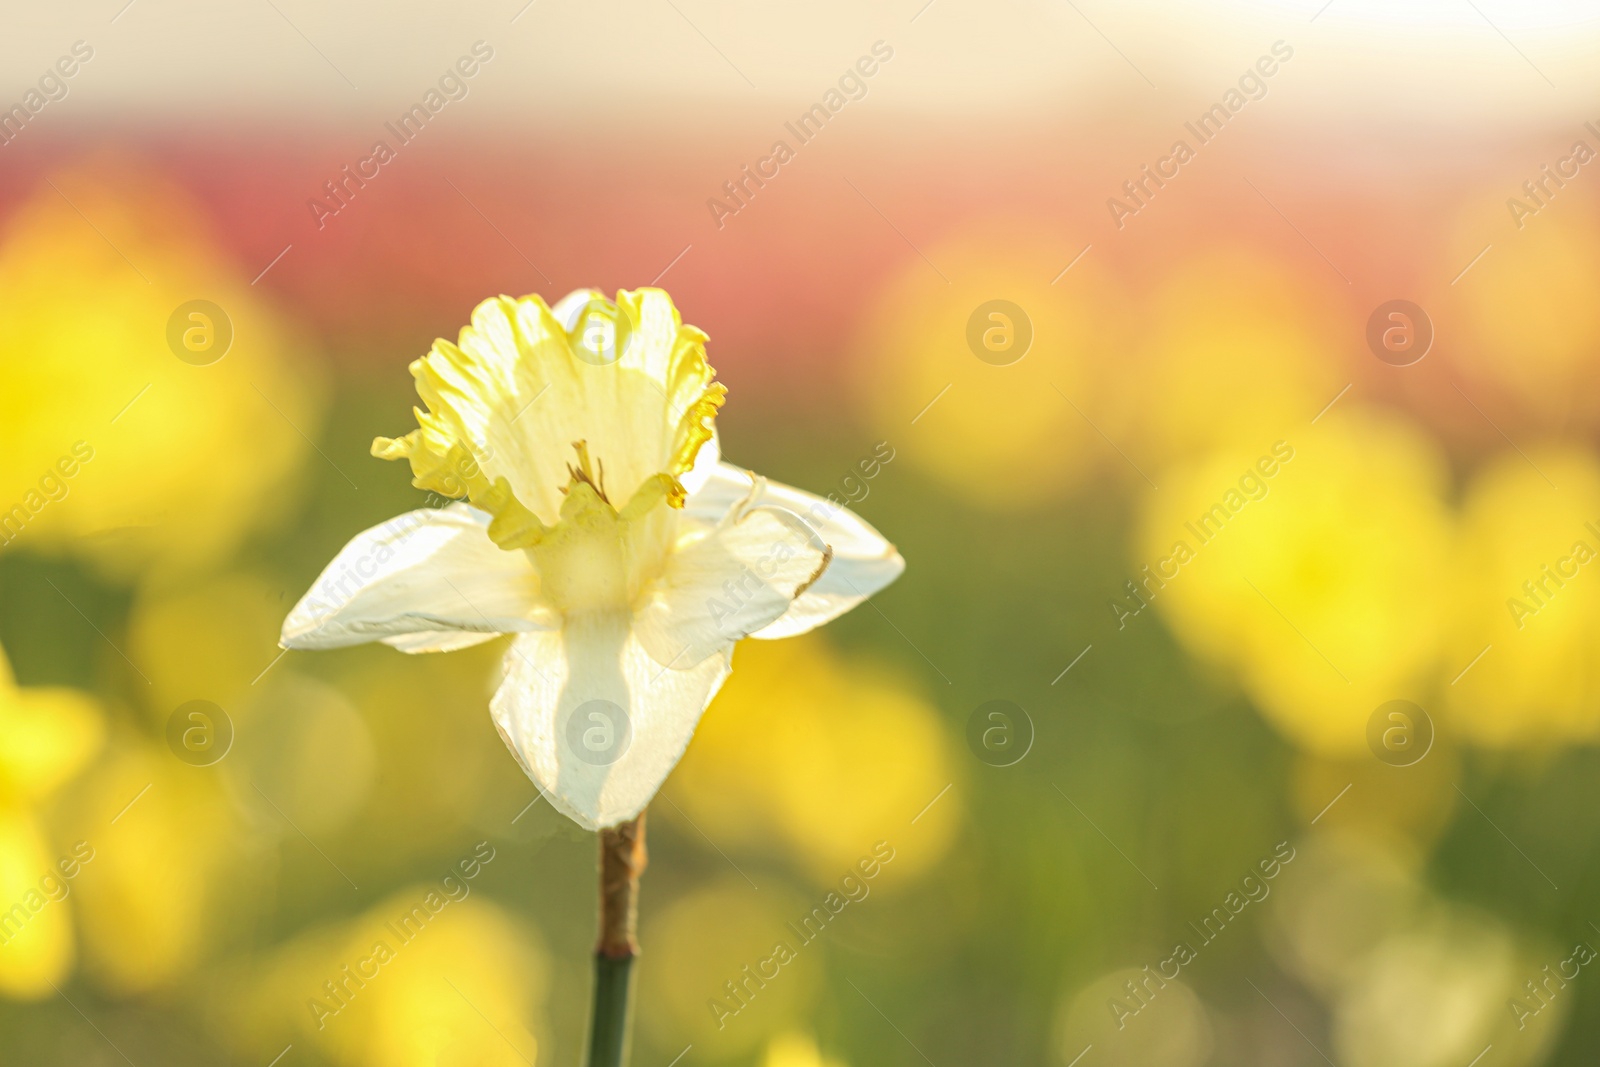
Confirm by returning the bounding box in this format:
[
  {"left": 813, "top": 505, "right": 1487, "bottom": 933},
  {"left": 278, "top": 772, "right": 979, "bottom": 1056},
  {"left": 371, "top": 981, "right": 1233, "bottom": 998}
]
[{"left": 588, "top": 810, "right": 646, "bottom": 1067}]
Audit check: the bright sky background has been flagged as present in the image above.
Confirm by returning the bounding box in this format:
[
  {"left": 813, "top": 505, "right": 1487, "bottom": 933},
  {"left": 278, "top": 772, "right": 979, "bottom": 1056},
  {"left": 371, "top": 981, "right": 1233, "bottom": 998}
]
[{"left": 4, "top": 0, "right": 1597, "bottom": 130}]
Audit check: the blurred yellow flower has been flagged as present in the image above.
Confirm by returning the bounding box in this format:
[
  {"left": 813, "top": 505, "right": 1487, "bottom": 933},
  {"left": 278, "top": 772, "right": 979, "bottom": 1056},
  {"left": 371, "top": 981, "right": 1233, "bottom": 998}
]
[
  {"left": 763, "top": 1031, "right": 848, "bottom": 1067},
  {"left": 671, "top": 635, "right": 958, "bottom": 883},
  {"left": 850, "top": 216, "right": 1129, "bottom": 507},
  {"left": 311, "top": 893, "right": 544, "bottom": 1067},
  {"left": 0, "top": 645, "right": 102, "bottom": 998},
  {"left": 61, "top": 741, "right": 241, "bottom": 996},
  {"left": 0, "top": 649, "right": 103, "bottom": 809},
  {"left": 1444, "top": 446, "right": 1600, "bottom": 746},
  {"left": 0, "top": 808, "right": 82, "bottom": 999},
  {"left": 1270, "top": 831, "right": 1571, "bottom": 1067},
  {"left": 1054, "top": 966, "right": 1213, "bottom": 1067},
  {"left": 0, "top": 156, "right": 323, "bottom": 578},
  {"left": 1334, "top": 908, "right": 1552, "bottom": 1067},
  {"left": 228, "top": 672, "right": 378, "bottom": 838},
  {"left": 233, "top": 886, "right": 546, "bottom": 1067},
  {"left": 1445, "top": 197, "right": 1600, "bottom": 425},
  {"left": 640, "top": 878, "right": 818, "bottom": 1057},
  {"left": 1105, "top": 245, "right": 1345, "bottom": 468},
  {"left": 1136, "top": 407, "right": 1452, "bottom": 754},
  {"left": 1266, "top": 831, "right": 1426, "bottom": 999}
]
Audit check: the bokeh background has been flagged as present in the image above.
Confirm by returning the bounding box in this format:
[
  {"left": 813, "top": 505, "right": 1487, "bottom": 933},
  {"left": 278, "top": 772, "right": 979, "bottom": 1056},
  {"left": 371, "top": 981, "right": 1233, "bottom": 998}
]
[{"left": 4, "top": 1, "right": 1600, "bottom": 1064}]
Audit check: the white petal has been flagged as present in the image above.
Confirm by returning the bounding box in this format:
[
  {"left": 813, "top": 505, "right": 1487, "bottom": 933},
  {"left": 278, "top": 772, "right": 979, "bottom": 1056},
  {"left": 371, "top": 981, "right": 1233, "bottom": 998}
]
[
  {"left": 380, "top": 630, "right": 503, "bottom": 654},
  {"left": 281, "top": 504, "right": 551, "bottom": 651},
  {"left": 684, "top": 463, "right": 905, "bottom": 638},
  {"left": 633, "top": 504, "right": 830, "bottom": 669},
  {"left": 489, "top": 615, "right": 731, "bottom": 830}
]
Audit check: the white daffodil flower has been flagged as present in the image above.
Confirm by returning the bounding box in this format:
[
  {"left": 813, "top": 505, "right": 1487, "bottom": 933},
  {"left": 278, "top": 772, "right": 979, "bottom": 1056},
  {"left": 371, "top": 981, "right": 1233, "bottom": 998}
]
[{"left": 281, "top": 289, "right": 903, "bottom": 830}]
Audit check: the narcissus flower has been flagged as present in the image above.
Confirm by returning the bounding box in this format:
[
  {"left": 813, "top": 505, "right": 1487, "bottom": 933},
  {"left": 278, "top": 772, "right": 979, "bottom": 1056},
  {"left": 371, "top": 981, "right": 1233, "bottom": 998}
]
[{"left": 281, "top": 289, "right": 903, "bottom": 830}]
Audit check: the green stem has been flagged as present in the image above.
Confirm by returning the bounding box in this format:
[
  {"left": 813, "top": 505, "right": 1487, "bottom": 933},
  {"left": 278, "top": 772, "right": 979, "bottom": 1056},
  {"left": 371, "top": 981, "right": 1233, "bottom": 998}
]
[
  {"left": 587, "top": 811, "right": 646, "bottom": 1067},
  {"left": 586, "top": 953, "right": 635, "bottom": 1067}
]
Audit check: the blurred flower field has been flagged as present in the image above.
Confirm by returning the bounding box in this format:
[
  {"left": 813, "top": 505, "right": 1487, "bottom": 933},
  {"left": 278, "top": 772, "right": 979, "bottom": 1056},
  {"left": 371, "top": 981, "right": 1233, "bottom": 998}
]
[{"left": 3, "top": 129, "right": 1600, "bottom": 1067}]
